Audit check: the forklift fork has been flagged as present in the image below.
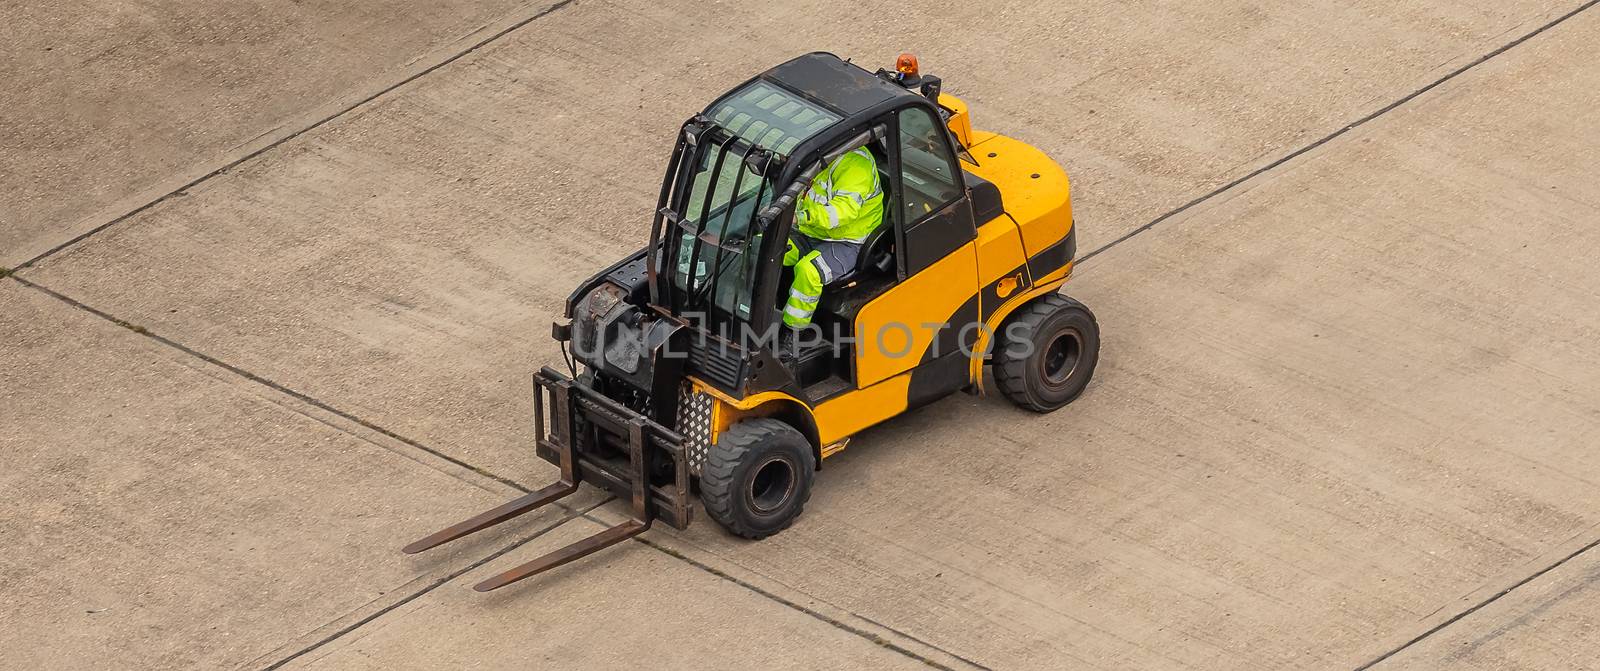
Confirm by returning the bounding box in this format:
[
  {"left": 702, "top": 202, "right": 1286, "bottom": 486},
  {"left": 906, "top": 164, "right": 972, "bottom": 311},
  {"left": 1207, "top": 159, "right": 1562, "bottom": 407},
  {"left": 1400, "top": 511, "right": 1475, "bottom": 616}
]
[{"left": 403, "top": 368, "right": 691, "bottom": 591}]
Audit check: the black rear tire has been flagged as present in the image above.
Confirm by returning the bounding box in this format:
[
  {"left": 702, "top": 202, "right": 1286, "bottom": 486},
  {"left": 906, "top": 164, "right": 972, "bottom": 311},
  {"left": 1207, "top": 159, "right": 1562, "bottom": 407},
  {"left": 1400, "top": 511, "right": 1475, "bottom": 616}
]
[
  {"left": 700, "top": 418, "right": 815, "bottom": 539},
  {"left": 994, "top": 293, "right": 1100, "bottom": 412}
]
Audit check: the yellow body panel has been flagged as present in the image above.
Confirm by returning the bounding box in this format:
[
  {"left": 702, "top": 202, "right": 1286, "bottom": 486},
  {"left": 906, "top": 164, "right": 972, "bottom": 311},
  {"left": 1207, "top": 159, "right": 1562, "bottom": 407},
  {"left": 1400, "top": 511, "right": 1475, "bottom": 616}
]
[
  {"left": 690, "top": 380, "right": 804, "bottom": 439},
  {"left": 813, "top": 372, "right": 911, "bottom": 445},
  {"left": 692, "top": 382, "right": 804, "bottom": 412},
  {"left": 966, "top": 268, "right": 1072, "bottom": 391},
  {"left": 975, "top": 214, "right": 1029, "bottom": 287},
  {"left": 937, "top": 94, "right": 975, "bottom": 148},
  {"left": 967, "top": 129, "right": 999, "bottom": 147},
  {"left": 852, "top": 240, "right": 978, "bottom": 387},
  {"left": 962, "top": 135, "right": 1073, "bottom": 258},
  {"left": 692, "top": 373, "right": 911, "bottom": 459},
  {"left": 703, "top": 269, "right": 1074, "bottom": 455}
]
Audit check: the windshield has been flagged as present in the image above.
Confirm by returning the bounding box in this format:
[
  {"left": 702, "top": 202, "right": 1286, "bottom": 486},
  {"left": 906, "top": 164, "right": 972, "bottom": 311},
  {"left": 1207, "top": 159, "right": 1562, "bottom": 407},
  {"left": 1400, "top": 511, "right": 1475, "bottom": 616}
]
[
  {"left": 672, "top": 144, "right": 771, "bottom": 321},
  {"left": 668, "top": 81, "right": 841, "bottom": 323}
]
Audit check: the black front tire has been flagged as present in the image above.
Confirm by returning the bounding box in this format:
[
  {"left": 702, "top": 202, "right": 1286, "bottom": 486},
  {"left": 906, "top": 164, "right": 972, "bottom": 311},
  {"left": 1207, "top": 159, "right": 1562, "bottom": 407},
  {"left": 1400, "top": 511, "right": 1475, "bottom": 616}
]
[
  {"left": 700, "top": 418, "right": 815, "bottom": 539},
  {"left": 994, "top": 293, "right": 1100, "bottom": 412}
]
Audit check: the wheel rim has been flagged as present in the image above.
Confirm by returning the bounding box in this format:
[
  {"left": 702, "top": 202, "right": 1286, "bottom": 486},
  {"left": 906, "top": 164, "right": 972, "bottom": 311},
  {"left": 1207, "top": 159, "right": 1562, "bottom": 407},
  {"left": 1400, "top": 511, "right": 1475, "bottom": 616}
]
[
  {"left": 747, "top": 456, "right": 797, "bottom": 515},
  {"left": 1039, "top": 328, "right": 1083, "bottom": 386}
]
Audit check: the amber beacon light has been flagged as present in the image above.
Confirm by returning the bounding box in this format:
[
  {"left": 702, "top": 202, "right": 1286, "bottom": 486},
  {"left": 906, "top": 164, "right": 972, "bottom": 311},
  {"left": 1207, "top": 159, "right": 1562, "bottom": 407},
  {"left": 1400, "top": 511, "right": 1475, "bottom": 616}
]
[{"left": 895, "top": 52, "right": 919, "bottom": 78}]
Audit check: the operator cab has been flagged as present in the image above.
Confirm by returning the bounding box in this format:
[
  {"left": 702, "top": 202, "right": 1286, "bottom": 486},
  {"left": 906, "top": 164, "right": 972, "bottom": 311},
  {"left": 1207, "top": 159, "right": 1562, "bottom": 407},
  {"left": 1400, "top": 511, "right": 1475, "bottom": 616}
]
[{"left": 651, "top": 52, "right": 981, "bottom": 402}]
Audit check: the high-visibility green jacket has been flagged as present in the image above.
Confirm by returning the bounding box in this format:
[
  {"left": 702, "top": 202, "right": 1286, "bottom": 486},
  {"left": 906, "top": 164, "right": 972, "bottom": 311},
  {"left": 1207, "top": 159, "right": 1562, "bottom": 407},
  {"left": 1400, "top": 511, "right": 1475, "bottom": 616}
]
[{"left": 795, "top": 148, "right": 884, "bottom": 243}]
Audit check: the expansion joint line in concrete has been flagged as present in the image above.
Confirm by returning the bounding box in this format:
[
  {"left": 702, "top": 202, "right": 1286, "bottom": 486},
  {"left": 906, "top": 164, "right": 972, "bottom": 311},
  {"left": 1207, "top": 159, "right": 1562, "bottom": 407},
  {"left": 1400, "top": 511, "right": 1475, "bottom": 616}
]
[
  {"left": 11, "top": 0, "right": 578, "bottom": 274},
  {"left": 258, "top": 496, "right": 615, "bottom": 671},
  {"left": 1078, "top": 0, "right": 1600, "bottom": 265},
  {"left": 8, "top": 274, "right": 534, "bottom": 495},
  {"left": 7, "top": 274, "right": 974, "bottom": 671},
  {"left": 1355, "top": 537, "right": 1600, "bottom": 669},
  {"left": 1067, "top": 0, "right": 1600, "bottom": 664},
  {"left": 634, "top": 535, "right": 990, "bottom": 671}
]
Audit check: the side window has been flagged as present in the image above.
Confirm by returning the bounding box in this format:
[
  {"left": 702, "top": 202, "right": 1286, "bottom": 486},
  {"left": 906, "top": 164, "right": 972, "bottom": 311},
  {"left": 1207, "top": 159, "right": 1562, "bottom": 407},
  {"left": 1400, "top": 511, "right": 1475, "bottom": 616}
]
[{"left": 896, "top": 107, "right": 962, "bottom": 224}]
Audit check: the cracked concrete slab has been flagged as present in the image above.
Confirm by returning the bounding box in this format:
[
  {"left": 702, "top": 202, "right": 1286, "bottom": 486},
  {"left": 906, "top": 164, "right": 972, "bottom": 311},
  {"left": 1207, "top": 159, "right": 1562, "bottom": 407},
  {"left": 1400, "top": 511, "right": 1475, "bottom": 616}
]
[
  {"left": 0, "top": 0, "right": 531, "bottom": 265},
  {"left": 0, "top": 281, "right": 553, "bottom": 670},
  {"left": 281, "top": 514, "right": 933, "bottom": 670}
]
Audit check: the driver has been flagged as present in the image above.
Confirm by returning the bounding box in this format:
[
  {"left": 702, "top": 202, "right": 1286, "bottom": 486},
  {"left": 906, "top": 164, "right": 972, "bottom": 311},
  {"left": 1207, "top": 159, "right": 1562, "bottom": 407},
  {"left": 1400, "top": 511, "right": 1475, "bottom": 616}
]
[{"left": 781, "top": 146, "right": 885, "bottom": 330}]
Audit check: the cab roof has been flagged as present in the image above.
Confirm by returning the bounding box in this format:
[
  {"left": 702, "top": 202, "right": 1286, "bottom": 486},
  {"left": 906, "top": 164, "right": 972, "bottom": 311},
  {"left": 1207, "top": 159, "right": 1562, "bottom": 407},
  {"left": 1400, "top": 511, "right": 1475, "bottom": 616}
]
[
  {"left": 705, "top": 52, "right": 917, "bottom": 120},
  {"left": 759, "top": 52, "right": 916, "bottom": 115},
  {"left": 699, "top": 53, "right": 922, "bottom": 159}
]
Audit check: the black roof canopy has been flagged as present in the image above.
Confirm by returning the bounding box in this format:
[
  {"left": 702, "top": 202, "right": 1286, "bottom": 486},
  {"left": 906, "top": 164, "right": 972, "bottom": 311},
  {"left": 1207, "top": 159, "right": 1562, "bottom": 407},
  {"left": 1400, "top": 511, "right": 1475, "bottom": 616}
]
[
  {"left": 760, "top": 52, "right": 912, "bottom": 115},
  {"left": 695, "top": 51, "right": 916, "bottom": 124},
  {"left": 693, "top": 52, "right": 934, "bottom": 187}
]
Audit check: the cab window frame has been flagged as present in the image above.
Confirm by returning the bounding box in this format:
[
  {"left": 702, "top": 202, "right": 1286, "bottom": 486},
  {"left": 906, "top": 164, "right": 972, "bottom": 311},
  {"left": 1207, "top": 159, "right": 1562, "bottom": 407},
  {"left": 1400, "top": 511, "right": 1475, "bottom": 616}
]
[
  {"left": 890, "top": 102, "right": 973, "bottom": 276},
  {"left": 895, "top": 105, "right": 965, "bottom": 227}
]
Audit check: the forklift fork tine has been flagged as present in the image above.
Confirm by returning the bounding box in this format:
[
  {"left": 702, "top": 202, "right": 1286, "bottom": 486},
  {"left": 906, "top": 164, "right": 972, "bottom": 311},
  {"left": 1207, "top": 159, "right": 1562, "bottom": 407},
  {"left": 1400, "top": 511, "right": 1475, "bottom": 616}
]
[
  {"left": 473, "top": 416, "right": 659, "bottom": 592},
  {"left": 472, "top": 519, "right": 650, "bottom": 592},
  {"left": 402, "top": 480, "right": 579, "bottom": 555}
]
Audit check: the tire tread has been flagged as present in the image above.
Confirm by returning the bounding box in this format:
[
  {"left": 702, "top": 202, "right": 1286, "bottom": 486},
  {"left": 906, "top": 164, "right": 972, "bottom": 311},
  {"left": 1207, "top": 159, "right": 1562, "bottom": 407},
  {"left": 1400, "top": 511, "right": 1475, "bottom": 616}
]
[
  {"left": 994, "top": 293, "right": 1097, "bottom": 412},
  {"left": 700, "top": 418, "right": 812, "bottom": 539}
]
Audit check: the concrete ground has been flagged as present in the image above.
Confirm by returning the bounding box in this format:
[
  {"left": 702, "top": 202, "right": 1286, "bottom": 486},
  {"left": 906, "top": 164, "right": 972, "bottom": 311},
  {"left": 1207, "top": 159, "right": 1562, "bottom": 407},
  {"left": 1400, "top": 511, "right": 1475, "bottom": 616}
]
[{"left": 4, "top": 0, "right": 1599, "bottom": 668}]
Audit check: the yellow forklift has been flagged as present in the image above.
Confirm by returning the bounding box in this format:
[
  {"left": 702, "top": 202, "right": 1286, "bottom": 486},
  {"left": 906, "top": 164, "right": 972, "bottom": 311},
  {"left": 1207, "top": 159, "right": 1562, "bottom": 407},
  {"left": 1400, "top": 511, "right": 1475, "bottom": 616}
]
[{"left": 405, "top": 53, "right": 1098, "bottom": 591}]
